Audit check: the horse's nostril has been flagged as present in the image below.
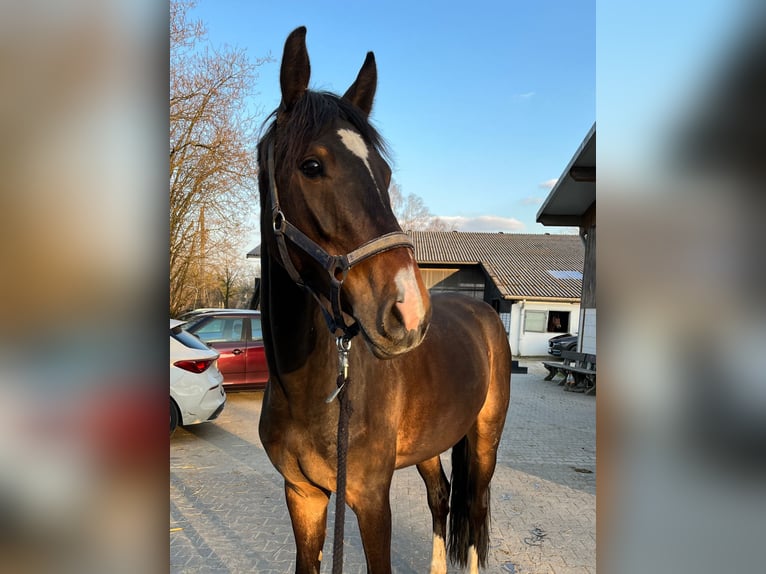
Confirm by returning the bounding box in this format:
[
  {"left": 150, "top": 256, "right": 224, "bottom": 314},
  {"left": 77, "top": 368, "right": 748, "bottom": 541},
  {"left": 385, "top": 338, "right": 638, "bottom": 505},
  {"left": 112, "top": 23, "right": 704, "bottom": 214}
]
[{"left": 394, "top": 299, "right": 421, "bottom": 333}]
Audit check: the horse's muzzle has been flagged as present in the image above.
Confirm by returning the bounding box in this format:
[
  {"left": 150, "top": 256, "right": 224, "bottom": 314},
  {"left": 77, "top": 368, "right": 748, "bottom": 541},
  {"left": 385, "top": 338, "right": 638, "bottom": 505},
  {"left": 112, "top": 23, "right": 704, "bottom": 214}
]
[{"left": 359, "top": 261, "right": 432, "bottom": 358}]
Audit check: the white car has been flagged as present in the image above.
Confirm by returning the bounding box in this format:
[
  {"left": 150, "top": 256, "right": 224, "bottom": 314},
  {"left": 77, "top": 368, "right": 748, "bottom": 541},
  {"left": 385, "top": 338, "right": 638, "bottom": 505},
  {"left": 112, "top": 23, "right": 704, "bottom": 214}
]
[{"left": 170, "top": 319, "right": 226, "bottom": 435}]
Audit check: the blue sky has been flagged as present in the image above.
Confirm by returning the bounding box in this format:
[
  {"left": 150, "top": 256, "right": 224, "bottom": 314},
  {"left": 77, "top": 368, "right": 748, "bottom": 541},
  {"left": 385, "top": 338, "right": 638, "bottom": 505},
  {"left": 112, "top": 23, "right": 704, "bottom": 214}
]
[
  {"left": 597, "top": 0, "right": 743, "bottom": 183},
  {"left": 190, "top": 0, "right": 595, "bottom": 234}
]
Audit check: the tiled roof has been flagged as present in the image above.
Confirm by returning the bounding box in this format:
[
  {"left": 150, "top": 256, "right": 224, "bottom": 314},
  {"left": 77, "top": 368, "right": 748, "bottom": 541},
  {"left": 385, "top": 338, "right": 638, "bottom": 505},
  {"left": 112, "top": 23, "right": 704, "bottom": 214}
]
[{"left": 408, "top": 231, "right": 584, "bottom": 301}]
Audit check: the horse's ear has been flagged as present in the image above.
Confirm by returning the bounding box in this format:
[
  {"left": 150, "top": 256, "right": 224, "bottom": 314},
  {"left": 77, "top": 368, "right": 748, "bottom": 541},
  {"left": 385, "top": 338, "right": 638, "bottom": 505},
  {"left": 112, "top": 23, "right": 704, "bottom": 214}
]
[
  {"left": 343, "top": 52, "right": 377, "bottom": 117},
  {"left": 279, "top": 26, "right": 310, "bottom": 114}
]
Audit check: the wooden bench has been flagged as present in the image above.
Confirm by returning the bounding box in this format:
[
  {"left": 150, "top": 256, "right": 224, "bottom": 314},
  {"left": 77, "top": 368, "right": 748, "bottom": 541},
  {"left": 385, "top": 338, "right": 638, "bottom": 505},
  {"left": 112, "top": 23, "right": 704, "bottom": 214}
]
[{"left": 541, "top": 350, "right": 596, "bottom": 395}]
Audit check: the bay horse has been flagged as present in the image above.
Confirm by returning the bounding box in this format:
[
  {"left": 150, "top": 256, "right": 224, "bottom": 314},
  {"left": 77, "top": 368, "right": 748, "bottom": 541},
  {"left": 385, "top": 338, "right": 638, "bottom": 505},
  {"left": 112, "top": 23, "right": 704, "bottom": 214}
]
[{"left": 257, "top": 27, "right": 511, "bottom": 574}]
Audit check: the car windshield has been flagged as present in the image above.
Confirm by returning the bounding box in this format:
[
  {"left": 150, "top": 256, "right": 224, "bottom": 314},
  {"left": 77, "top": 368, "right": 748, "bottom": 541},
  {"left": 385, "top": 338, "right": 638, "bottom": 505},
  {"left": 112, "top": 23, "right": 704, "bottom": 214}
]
[{"left": 171, "top": 325, "right": 211, "bottom": 351}]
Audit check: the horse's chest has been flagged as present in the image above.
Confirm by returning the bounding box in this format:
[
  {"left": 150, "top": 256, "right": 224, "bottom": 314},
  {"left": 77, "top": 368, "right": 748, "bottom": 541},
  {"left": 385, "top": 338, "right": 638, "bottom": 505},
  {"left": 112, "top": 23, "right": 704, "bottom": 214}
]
[{"left": 262, "top": 412, "right": 340, "bottom": 487}]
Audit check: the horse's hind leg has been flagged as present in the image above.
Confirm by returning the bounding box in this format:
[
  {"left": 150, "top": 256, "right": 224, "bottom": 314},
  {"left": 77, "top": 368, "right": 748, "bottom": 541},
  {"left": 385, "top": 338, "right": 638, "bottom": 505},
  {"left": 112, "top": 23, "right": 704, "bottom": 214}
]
[
  {"left": 464, "top": 425, "right": 501, "bottom": 573},
  {"left": 284, "top": 480, "right": 330, "bottom": 574},
  {"left": 417, "top": 456, "right": 450, "bottom": 574},
  {"left": 466, "top": 348, "right": 511, "bottom": 572},
  {"left": 450, "top": 425, "right": 506, "bottom": 573},
  {"left": 449, "top": 342, "right": 511, "bottom": 572}
]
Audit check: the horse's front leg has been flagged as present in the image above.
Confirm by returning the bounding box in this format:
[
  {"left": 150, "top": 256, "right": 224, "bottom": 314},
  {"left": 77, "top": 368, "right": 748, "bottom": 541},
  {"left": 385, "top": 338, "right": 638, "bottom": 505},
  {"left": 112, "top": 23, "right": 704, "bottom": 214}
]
[
  {"left": 348, "top": 475, "right": 393, "bottom": 574},
  {"left": 284, "top": 480, "right": 331, "bottom": 574}
]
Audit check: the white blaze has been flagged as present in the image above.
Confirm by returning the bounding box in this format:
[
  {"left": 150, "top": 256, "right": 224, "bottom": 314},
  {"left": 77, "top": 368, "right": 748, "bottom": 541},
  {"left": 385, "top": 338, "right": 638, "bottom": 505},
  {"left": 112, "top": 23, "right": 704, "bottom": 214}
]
[
  {"left": 337, "top": 128, "right": 380, "bottom": 194},
  {"left": 394, "top": 263, "right": 425, "bottom": 331}
]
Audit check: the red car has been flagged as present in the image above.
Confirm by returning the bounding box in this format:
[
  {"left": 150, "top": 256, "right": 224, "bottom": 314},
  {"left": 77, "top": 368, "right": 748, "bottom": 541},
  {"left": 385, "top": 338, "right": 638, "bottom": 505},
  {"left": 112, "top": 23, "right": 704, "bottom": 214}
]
[{"left": 182, "top": 310, "right": 269, "bottom": 389}]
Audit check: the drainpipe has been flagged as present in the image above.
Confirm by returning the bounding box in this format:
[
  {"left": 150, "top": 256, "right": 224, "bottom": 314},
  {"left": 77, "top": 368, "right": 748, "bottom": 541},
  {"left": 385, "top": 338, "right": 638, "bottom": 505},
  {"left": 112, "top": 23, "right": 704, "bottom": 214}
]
[{"left": 517, "top": 299, "right": 526, "bottom": 357}]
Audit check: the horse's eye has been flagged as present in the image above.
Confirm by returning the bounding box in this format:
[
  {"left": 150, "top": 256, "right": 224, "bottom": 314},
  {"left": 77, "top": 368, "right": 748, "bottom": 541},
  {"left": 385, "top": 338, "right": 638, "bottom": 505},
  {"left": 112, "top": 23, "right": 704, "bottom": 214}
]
[{"left": 300, "top": 159, "right": 323, "bottom": 179}]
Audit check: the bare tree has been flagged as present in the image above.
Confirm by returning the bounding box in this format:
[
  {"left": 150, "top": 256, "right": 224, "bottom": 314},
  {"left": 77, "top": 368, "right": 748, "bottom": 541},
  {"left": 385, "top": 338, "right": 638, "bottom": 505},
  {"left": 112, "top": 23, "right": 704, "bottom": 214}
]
[
  {"left": 388, "top": 181, "right": 452, "bottom": 231},
  {"left": 169, "top": 0, "right": 271, "bottom": 316},
  {"left": 210, "top": 249, "right": 253, "bottom": 309}
]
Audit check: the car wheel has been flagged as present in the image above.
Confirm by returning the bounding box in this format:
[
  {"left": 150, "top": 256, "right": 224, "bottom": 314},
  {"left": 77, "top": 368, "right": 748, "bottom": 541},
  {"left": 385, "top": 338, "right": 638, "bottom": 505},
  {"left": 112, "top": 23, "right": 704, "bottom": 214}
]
[
  {"left": 567, "top": 343, "right": 577, "bottom": 351},
  {"left": 170, "top": 399, "right": 180, "bottom": 435}
]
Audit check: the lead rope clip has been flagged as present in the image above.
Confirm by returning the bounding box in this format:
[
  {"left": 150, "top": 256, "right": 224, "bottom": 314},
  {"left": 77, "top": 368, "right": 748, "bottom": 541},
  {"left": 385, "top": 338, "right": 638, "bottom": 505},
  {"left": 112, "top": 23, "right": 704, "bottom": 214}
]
[{"left": 325, "top": 337, "right": 351, "bottom": 403}]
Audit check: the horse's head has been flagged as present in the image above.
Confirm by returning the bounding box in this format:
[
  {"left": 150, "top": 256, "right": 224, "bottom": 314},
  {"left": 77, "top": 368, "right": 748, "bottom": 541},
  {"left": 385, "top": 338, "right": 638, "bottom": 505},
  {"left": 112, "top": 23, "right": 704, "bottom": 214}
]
[{"left": 258, "top": 27, "right": 431, "bottom": 358}]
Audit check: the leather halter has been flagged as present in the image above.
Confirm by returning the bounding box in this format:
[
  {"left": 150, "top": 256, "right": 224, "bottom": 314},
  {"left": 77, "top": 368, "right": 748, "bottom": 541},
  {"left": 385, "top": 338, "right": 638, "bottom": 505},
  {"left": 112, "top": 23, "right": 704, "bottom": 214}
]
[{"left": 266, "top": 141, "right": 414, "bottom": 339}]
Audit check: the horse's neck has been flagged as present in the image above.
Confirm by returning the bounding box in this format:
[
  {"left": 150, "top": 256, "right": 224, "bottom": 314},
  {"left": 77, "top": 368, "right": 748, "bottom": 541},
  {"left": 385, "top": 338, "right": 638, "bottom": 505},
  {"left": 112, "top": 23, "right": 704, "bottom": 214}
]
[{"left": 262, "top": 250, "right": 334, "bottom": 382}]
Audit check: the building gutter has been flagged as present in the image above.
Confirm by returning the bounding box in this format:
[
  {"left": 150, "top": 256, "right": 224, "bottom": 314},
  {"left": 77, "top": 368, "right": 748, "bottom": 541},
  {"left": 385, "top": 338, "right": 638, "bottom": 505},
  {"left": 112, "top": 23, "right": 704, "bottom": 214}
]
[{"left": 504, "top": 296, "right": 580, "bottom": 303}]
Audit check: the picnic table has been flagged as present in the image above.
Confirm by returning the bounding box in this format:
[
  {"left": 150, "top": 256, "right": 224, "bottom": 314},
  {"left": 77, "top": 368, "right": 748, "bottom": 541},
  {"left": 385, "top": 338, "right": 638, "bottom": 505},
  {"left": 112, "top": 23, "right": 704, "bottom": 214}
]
[{"left": 541, "top": 350, "right": 596, "bottom": 395}]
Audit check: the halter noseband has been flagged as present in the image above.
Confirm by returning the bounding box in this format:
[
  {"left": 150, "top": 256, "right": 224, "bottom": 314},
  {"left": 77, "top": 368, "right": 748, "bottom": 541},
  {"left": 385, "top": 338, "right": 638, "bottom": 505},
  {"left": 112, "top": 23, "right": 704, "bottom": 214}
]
[{"left": 266, "top": 141, "right": 414, "bottom": 339}]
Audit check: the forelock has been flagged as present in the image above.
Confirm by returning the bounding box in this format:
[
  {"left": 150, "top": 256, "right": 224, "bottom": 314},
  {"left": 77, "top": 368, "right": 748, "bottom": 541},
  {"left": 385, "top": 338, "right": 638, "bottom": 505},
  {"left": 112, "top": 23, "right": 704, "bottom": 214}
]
[{"left": 260, "top": 91, "right": 388, "bottom": 173}]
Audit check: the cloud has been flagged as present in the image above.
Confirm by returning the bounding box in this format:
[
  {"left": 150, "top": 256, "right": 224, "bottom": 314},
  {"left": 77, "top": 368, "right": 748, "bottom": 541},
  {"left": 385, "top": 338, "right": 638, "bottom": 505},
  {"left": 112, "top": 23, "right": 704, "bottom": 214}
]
[
  {"left": 539, "top": 178, "right": 558, "bottom": 189},
  {"left": 520, "top": 197, "right": 543, "bottom": 206},
  {"left": 516, "top": 91, "right": 536, "bottom": 99},
  {"left": 437, "top": 215, "right": 526, "bottom": 233}
]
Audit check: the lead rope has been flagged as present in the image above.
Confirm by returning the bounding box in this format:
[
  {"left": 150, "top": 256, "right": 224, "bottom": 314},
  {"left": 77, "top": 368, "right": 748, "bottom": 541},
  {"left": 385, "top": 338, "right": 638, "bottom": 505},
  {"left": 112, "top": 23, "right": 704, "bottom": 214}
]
[{"left": 327, "top": 336, "right": 352, "bottom": 574}]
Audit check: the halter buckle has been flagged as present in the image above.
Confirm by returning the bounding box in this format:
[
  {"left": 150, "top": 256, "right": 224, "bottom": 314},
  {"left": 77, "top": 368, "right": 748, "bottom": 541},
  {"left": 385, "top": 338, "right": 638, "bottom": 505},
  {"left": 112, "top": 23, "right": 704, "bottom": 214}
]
[
  {"left": 273, "top": 210, "right": 286, "bottom": 234},
  {"left": 331, "top": 256, "right": 350, "bottom": 282}
]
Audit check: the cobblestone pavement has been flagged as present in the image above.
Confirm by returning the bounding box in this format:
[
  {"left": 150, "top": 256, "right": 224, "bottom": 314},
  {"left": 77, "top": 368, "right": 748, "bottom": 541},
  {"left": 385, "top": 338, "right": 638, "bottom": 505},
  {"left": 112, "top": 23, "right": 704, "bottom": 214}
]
[{"left": 170, "top": 360, "right": 595, "bottom": 573}]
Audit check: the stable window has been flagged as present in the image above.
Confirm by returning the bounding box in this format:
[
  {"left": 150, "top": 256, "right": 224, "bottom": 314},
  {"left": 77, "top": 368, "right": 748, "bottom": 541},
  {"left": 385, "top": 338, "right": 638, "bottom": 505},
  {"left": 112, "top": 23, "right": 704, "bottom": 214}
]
[
  {"left": 524, "top": 310, "right": 571, "bottom": 333},
  {"left": 547, "top": 311, "right": 570, "bottom": 333},
  {"left": 524, "top": 310, "right": 546, "bottom": 332}
]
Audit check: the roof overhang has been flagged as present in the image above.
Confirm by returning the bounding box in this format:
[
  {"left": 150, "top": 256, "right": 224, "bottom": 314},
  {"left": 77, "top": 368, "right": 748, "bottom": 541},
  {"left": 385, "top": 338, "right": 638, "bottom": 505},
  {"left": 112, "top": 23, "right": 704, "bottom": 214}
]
[
  {"left": 504, "top": 296, "right": 581, "bottom": 303},
  {"left": 246, "top": 245, "right": 261, "bottom": 259},
  {"left": 536, "top": 123, "right": 596, "bottom": 227}
]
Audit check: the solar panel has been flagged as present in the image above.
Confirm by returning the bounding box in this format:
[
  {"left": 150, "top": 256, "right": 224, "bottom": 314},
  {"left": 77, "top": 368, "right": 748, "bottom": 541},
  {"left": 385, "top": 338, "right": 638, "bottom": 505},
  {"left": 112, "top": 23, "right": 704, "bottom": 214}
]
[{"left": 547, "top": 270, "right": 582, "bottom": 280}]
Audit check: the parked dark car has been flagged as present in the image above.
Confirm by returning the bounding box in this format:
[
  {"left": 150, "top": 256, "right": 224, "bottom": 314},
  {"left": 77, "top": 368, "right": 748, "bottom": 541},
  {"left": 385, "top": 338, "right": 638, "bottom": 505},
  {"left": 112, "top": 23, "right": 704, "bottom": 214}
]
[
  {"left": 548, "top": 333, "right": 578, "bottom": 356},
  {"left": 182, "top": 310, "right": 269, "bottom": 389}
]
